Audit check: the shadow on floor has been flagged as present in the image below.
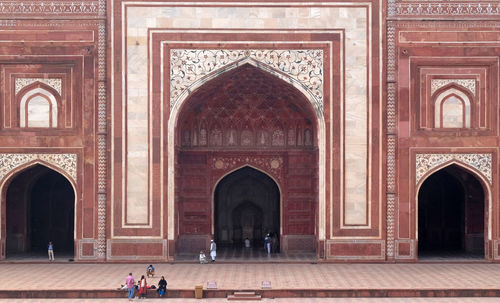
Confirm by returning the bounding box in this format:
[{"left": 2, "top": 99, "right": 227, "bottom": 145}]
[
  {"left": 418, "top": 250, "right": 485, "bottom": 262},
  {"left": 5, "top": 251, "right": 75, "bottom": 262},
  {"left": 175, "top": 246, "right": 317, "bottom": 263}
]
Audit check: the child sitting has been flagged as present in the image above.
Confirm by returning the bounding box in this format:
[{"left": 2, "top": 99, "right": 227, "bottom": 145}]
[{"left": 199, "top": 250, "right": 209, "bottom": 264}]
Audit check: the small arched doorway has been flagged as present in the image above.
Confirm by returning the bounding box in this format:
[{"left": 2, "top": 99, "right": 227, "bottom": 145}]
[
  {"left": 5, "top": 164, "right": 75, "bottom": 259},
  {"left": 214, "top": 166, "right": 280, "bottom": 250},
  {"left": 418, "top": 164, "right": 485, "bottom": 258}
]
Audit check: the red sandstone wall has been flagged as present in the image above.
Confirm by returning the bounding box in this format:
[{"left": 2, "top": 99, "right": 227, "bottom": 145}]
[
  {"left": 390, "top": 15, "right": 500, "bottom": 261},
  {"left": 0, "top": 2, "right": 105, "bottom": 261}
]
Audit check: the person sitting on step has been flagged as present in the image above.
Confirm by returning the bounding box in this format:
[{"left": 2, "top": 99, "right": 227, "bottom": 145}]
[{"left": 199, "top": 250, "right": 209, "bottom": 264}]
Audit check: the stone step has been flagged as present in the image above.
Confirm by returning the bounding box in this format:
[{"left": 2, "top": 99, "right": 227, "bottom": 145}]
[
  {"left": 227, "top": 294, "right": 261, "bottom": 301},
  {"left": 233, "top": 291, "right": 256, "bottom": 297}
]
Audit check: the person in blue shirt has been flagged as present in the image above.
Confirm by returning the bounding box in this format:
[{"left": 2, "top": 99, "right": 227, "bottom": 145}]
[{"left": 48, "top": 241, "right": 54, "bottom": 261}]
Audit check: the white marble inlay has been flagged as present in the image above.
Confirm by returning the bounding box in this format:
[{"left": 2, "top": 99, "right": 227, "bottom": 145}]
[
  {"left": 170, "top": 49, "right": 323, "bottom": 112},
  {"left": 0, "top": 153, "right": 77, "bottom": 182},
  {"left": 416, "top": 153, "right": 492, "bottom": 185},
  {"left": 121, "top": 3, "right": 370, "bottom": 232},
  {"left": 15, "top": 78, "right": 62, "bottom": 96},
  {"left": 431, "top": 79, "right": 476, "bottom": 96},
  {"left": 26, "top": 96, "right": 51, "bottom": 127}
]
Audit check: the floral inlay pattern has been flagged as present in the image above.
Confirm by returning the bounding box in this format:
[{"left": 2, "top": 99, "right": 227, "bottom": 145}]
[
  {"left": 170, "top": 49, "right": 323, "bottom": 112},
  {"left": 416, "top": 153, "right": 491, "bottom": 185},
  {"left": 212, "top": 156, "right": 283, "bottom": 181},
  {"left": 0, "top": 153, "right": 77, "bottom": 182},
  {"left": 431, "top": 79, "right": 476, "bottom": 96},
  {"left": 15, "top": 78, "right": 62, "bottom": 96}
]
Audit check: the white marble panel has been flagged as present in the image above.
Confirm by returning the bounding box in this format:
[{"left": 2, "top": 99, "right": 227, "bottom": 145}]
[
  {"left": 27, "top": 97, "right": 50, "bottom": 128},
  {"left": 122, "top": 4, "right": 370, "bottom": 230}
]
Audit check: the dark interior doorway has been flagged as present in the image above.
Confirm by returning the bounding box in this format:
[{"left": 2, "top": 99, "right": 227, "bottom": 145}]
[
  {"left": 6, "top": 164, "right": 75, "bottom": 258},
  {"left": 214, "top": 166, "right": 280, "bottom": 250},
  {"left": 418, "top": 165, "right": 484, "bottom": 258}
]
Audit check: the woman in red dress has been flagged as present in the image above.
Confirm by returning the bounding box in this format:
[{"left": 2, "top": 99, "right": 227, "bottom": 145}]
[{"left": 138, "top": 275, "right": 147, "bottom": 298}]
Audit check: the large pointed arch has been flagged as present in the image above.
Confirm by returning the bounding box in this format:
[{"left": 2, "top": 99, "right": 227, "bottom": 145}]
[
  {"left": 1, "top": 162, "right": 77, "bottom": 259},
  {"left": 416, "top": 162, "right": 490, "bottom": 258},
  {"left": 168, "top": 59, "right": 326, "bottom": 243}
]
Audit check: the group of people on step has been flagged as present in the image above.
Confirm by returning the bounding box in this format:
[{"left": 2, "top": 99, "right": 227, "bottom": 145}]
[{"left": 125, "top": 266, "right": 167, "bottom": 301}]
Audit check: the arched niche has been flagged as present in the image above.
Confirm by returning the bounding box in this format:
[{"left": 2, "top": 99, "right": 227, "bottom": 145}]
[
  {"left": 17, "top": 83, "right": 61, "bottom": 128},
  {"left": 174, "top": 63, "right": 319, "bottom": 254},
  {"left": 2, "top": 163, "right": 76, "bottom": 259},
  {"left": 433, "top": 86, "right": 472, "bottom": 129},
  {"left": 417, "top": 163, "right": 488, "bottom": 259}
]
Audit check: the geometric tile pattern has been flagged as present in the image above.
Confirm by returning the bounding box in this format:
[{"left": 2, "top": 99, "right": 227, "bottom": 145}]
[
  {"left": 394, "top": 2, "right": 500, "bottom": 17},
  {"left": 96, "top": 16, "right": 107, "bottom": 258},
  {"left": 0, "top": 1, "right": 101, "bottom": 15}
]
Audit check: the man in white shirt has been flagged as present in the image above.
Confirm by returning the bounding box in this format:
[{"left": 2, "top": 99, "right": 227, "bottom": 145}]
[{"left": 210, "top": 239, "right": 217, "bottom": 262}]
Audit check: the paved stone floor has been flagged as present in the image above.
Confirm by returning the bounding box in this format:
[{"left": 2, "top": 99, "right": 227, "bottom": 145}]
[
  {"left": 175, "top": 247, "right": 317, "bottom": 262},
  {"left": 0, "top": 263, "right": 499, "bottom": 291},
  {"left": 1, "top": 299, "right": 500, "bottom": 302}
]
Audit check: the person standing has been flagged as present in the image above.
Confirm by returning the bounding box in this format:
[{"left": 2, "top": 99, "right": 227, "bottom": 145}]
[
  {"left": 138, "top": 275, "right": 147, "bottom": 299},
  {"left": 47, "top": 241, "right": 54, "bottom": 261},
  {"left": 125, "top": 273, "right": 135, "bottom": 302},
  {"left": 264, "top": 234, "right": 271, "bottom": 254},
  {"left": 210, "top": 239, "right": 217, "bottom": 262},
  {"left": 157, "top": 276, "right": 167, "bottom": 297}
]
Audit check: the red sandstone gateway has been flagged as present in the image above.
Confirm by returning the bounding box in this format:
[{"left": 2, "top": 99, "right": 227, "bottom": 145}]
[{"left": 0, "top": 0, "right": 496, "bottom": 263}]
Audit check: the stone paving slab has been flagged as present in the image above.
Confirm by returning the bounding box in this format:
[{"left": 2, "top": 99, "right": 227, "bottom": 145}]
[
  {"left": 1, "top": 299, "right": 500, "bottom": 303},
  {"left": 0, "top": 263, "right": 499, "bottom": 291}
]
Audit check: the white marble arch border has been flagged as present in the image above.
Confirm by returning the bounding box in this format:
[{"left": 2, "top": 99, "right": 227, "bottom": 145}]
[
  {"left": 166, "top": 53, "right": 326, "bottom": 241},
  {"left": 415, "top": 153, "right": 493, "bottom": 240},
  {"left": 0, "top": 153, "right": 78, "bottom": 242}
]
